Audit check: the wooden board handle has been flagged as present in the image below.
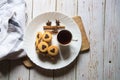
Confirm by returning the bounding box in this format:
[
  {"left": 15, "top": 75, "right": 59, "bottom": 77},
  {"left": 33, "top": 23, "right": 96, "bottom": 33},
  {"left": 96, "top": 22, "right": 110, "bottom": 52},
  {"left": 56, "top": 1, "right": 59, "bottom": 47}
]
[{"left": 72, "top": 16, "right": 90, "bottom": 51}]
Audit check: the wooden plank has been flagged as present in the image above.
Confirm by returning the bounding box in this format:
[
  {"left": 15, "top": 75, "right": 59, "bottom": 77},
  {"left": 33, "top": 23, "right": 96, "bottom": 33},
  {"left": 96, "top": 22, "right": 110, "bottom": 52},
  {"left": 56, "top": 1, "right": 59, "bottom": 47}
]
[
  {"left": 54, "top": 60, "right": 76, "bottom": 80},
  {"left": 54, "top": 0, "right": 78, "bottom": 80},
  {"left": 56, "top": 0, "right": 78, "bottom": 16},
  {"left": 104, "top": 0, "right": 120, "bottom": 80},
  {"left": 32, "top": 0, "right": 56, "bottom": 18},
  {"left": 9, "top": 59, "right": 29, "bottom": 80},
  {"left": 30, "top": 66, "right": 54, "bottom": 80},
  {"left": 77, "top": 0, "right": 105, "bottom": 80},
  {"left": 0, "top": 60, "right": 10, "bottom": 80},
  {"left": 29, "top": 0, "right": 56, "bottom": 80},
  {"left": 76, "top": 0, "right": 91, "bottom": 80}
]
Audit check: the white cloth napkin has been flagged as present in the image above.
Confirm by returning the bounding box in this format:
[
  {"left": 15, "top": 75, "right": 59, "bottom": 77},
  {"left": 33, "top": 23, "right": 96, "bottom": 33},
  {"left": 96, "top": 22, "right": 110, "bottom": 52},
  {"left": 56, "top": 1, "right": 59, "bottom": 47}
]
[{"left": 0, "top": 0, "right": 26, "bottom": 60}]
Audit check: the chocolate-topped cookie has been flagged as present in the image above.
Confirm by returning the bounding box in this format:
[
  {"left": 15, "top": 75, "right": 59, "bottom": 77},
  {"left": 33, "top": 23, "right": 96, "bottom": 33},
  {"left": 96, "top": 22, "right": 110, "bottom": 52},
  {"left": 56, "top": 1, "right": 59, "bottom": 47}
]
[
  {"left": 42, "top": 31, "right": 52, "bottom": 43},
  {"left": 38, "top": 41, "right": 48, "bottom": 53},
  {"left": 48, "top": 45, "right": 59, "bottom": 56}
]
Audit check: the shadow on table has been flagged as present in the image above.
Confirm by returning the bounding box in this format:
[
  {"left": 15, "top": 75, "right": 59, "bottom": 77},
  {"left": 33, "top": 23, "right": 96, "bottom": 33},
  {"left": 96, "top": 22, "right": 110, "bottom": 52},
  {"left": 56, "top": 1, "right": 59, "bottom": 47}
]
[
  {"left": 0, "top": 58, "right": 76, "bottom": 78},
  {"left": 0, "top": 60, "right": 10, "bottom": 76},
  {"left": 0, "top": 50, "right": 89, "bottom": 78},
  {"left": 33, "top": 50, "right": 89, "bottom": 77},
  {"left": 53, "top": 50, "right": 89, "bottom": 77},
  {"left": 32, "top": 58, "right": 77, "bottom": 77},
  {"left": 53, "top": 58, "right": 77, "bottom": 77}
]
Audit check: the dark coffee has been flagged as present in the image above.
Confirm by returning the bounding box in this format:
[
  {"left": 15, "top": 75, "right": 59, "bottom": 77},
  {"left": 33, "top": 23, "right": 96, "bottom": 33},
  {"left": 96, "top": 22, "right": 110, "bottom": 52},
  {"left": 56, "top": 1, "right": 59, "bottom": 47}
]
[{"left": 57, "top": 30, "right": 72, "bottom": 45}]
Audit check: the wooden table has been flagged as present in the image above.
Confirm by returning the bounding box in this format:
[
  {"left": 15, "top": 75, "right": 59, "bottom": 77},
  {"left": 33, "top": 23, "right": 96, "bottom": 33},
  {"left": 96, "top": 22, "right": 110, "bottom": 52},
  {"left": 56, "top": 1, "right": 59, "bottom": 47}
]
[{"left": 0, "top": 0, "right": 120, "bottom": 80}]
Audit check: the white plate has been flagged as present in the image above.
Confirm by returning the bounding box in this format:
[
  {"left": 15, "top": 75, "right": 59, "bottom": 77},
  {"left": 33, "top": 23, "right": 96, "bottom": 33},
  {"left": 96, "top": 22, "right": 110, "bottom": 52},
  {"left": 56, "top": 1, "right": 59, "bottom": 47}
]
[{"left": 23, "top": 12, "right": 82, "bottom": 70}]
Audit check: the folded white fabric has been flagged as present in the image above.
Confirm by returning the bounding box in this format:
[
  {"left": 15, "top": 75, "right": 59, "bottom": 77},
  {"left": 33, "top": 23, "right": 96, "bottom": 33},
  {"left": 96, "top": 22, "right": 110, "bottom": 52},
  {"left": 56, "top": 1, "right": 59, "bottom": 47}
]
[{"left": 0, "top": 0, "right": 26, "bottom": 60}]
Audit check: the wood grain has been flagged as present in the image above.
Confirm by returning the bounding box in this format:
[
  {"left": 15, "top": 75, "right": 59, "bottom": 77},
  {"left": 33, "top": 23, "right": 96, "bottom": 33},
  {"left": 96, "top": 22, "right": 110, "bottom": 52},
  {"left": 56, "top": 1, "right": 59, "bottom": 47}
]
[
  {"left": 56, "top": 0, "right": 78, "bottom": 16},
  {"left": 76, "top": 0, "right": 92, "bottom": 80},
  {"left": 32, "top": 0, "right": 56, "bottom": 18},
  {"left": 104, "top": 0, "right": 120, "bottom": 80},
  {"left": 76, "top": 0, "right": 105, "bottom": 80},
  {"left": 9, "top": 59, "right": 29, "bottom": 80}
]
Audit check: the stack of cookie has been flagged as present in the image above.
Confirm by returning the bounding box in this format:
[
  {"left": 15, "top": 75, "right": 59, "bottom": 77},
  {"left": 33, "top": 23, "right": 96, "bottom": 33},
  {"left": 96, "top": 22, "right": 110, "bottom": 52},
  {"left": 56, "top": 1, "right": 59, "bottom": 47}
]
[{"left": 35, "top": 31, "right": 59, "bottom": 58}]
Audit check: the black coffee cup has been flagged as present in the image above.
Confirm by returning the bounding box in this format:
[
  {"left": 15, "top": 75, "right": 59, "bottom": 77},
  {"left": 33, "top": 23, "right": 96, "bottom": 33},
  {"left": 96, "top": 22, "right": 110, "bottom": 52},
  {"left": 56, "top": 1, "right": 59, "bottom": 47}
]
[{"left": 57, "top": 30, "right": 72, "bottom": 46}]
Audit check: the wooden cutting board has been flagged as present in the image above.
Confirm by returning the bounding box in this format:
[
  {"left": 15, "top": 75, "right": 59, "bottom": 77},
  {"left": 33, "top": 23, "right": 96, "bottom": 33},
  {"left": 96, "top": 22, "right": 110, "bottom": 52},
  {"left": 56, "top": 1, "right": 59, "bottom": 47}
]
[
  {"left": 73, "top": 16, "right": 90, "bottom": 51},
  {"left": 23, "top": 16, "right": 90, "bottom": 68}
]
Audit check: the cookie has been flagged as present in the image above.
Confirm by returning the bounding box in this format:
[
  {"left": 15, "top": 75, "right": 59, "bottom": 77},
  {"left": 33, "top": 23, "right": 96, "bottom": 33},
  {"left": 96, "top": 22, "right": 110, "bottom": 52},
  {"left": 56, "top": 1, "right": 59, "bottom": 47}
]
[
  {"left": 42, "top": 31, "right": 52, "bottom": 43},
  {"left": 38, "top": 41, "right": 48, "bottom": 53},
  {"left": 48, "top": 45, "right": 59, "bottom": 56},
  {"left": 35, "top": 38, "right": 40, "bottom": 49},
  {"left": 36, "top": 32, "right": 43, "bottom": 40}
]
